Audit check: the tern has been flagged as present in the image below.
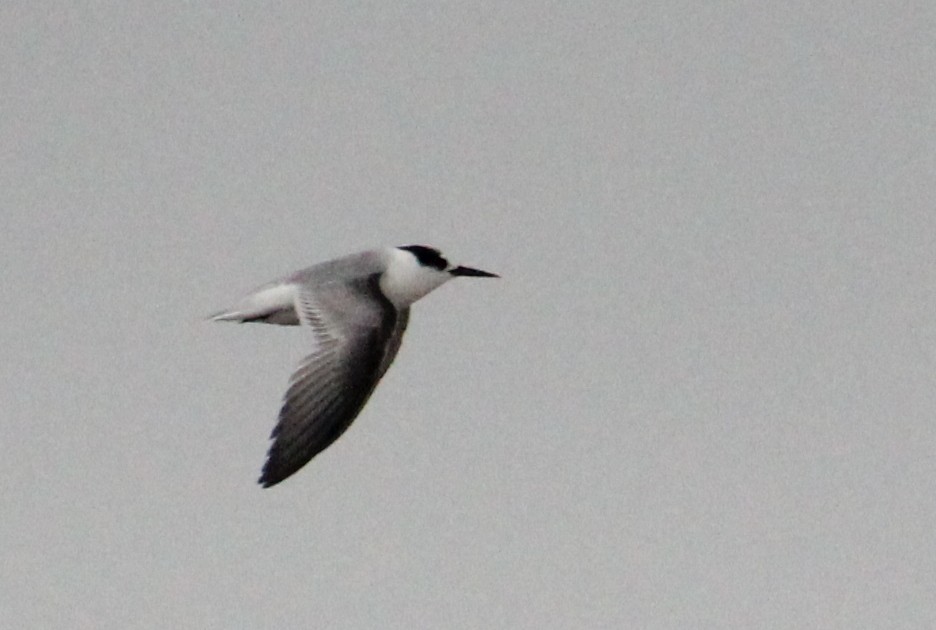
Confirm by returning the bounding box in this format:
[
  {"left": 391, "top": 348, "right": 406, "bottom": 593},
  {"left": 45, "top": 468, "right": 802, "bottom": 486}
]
[{"left": 210, "top": 245, "right": 498, "bottom": 487}]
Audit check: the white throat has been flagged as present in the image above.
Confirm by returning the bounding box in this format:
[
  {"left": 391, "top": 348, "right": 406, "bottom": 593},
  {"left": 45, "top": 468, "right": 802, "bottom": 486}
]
[{"left": 379, "top": 248, "right": 451, "bottom": 308}]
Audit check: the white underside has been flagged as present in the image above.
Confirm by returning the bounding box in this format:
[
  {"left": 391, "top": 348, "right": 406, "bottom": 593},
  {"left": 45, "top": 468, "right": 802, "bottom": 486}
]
[{"left": 209, "top": 282, "right": 299, "bottom": 324}]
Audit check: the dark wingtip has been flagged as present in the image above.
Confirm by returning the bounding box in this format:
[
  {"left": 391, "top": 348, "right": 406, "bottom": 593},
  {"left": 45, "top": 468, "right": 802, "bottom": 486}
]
[
  {"left": 258, "top": 474, "right": 280, "bottom": 489},
  {"left": 258, "top": 461, "right": 285, "bottom": 488}
]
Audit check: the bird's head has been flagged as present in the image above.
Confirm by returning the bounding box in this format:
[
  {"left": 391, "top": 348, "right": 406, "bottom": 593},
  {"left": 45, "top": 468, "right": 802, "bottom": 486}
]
[{"left": 379, "top": 245, "right": 499, "bottom": 307}]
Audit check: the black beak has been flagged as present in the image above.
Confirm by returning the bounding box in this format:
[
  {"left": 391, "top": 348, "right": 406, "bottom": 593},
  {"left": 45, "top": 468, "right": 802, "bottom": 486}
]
[{"left": 449, "top": 265, "right": 499, "bottom": 278}]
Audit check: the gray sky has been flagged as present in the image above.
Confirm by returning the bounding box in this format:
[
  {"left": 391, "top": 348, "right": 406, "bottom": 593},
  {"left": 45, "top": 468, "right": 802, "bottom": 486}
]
[{"left": 3, "top": 2, "right": 935, "bottom": 628}]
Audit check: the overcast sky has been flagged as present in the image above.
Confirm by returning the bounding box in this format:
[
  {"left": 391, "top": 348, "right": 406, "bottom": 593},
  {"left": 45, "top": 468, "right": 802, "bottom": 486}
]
[{"left": 3, "top": 2, "right": 935, "bottom": 628}]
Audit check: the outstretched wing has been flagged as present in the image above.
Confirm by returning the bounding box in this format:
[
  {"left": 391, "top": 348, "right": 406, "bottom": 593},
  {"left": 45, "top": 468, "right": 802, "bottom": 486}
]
[{"left": 258, "top": 275, "right": 407, "bottom": 487}]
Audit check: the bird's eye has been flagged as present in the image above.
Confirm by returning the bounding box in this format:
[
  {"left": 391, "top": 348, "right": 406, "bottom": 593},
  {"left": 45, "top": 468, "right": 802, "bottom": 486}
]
[{"left": 398, "top": 245, "right": 448, "bottom": 270}]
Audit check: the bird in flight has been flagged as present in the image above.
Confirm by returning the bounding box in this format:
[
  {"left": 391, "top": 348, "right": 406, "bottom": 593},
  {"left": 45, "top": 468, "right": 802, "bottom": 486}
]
[{"left": 210, "top": 245, "right": 498, "bottom": 487}]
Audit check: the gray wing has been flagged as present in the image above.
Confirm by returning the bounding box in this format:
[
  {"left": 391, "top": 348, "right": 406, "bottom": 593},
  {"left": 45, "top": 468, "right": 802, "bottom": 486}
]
[
  {"left": 258, "top": 275, "right": 408, "bottom": 487},
  {"left": 378, "top": 307, "right": 409, "bottom": 378}
]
